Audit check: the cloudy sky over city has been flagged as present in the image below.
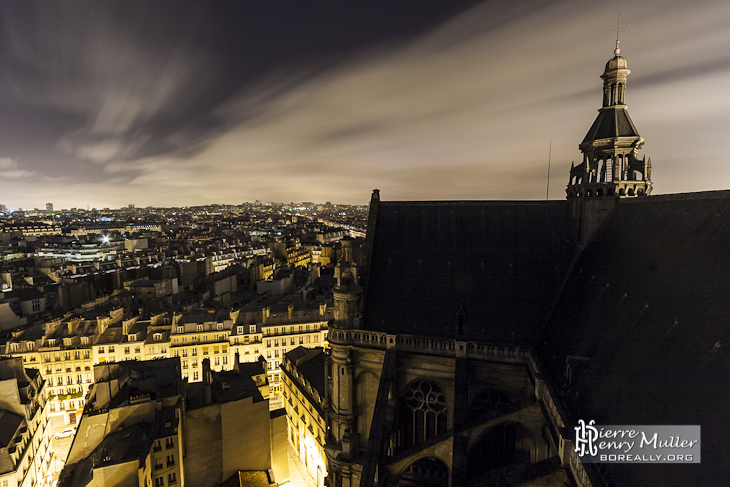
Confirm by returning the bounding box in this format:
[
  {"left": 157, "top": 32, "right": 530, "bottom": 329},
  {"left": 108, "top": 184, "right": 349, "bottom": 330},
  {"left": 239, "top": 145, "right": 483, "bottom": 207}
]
[{"left": 1, "top": 0, "right": 729, "bottom": 209}]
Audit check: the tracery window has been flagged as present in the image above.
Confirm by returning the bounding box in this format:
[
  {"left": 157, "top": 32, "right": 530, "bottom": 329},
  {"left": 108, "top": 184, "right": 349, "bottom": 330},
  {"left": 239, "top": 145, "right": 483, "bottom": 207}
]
[
  {"left": 472, "top": 388, "right": 511, "bottom": 414},
  {"left": 397, "top": 380, "right": 448, "bottom": 450}
]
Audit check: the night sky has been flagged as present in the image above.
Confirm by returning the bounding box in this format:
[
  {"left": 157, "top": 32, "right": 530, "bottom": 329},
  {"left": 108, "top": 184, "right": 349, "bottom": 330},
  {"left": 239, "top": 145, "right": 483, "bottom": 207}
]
[{"left": 1, "top": 0, "right": 729, "bottom": 209}]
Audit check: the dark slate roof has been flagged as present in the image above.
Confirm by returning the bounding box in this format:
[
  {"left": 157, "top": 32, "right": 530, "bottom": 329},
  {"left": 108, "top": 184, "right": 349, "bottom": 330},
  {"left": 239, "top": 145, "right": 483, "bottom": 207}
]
[
  {"left": 539, "top": 191, "right": 730, "bottom": 486},
  {"left": 363, "top": 201, "right": 577, "bottom": 344},
  {"left": 60, "top": 423, "right": 154, "bottom": 487},
  {"left": 290, "top": 347, "right": 325, "bottom": 398},
  {"left": 220, "top": 470, "right": 274, "bottom": 487},
  {"left": 582, "top": 106, "right": 639, "bottom": 143},
  {"left": 0, "top": 410, "right": 23, "bottom": 447}
]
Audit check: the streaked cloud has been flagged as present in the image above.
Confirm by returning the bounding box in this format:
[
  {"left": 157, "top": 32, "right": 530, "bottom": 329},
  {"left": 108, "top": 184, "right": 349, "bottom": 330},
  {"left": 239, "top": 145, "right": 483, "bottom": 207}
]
[{"left": 1, "top": 0, "right": 729, "bottom": 208}]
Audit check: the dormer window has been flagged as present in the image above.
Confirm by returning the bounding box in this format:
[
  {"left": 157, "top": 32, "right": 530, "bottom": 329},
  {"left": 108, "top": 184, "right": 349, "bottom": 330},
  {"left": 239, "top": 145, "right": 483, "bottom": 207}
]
[
  {"left": 154, "top": 333, "right": 163, "bottom": 342},
  {"left": 177, "top": 326, "right": 184, "bottom": 334},
  {"left": 47, "top": 339, "right": 56, "bottom": 346},
  {"left": 128, "top": 334, "right": 136, "bottom": 342},
  {"left": 217, "top": 323, "right": 223, "bottom": 330},
  {"left": 81, "top": 337, "right": 89, "bottom": 345},
  {"left": 63, "top": 338, "right": 72, "bottom": 346},
  {"left": 196, "top": 325, "right": 203, "bottom": 332}
]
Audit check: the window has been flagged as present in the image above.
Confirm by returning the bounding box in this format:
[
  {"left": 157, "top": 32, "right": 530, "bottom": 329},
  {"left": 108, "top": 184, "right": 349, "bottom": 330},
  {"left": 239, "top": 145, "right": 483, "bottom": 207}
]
[
  {"left": 237, "top": 326, "right": 243, "bottom": 335},
  {"left": 154, "top": 477, "right": 164, "bottom": 487},
  {"left": 214, "top": 357, "right": 220, "bottom": 366},
  {"left": 166, "top": 454, "right": 175, "bottom": 466},
  {"left": 217, "top": 323, "right": 223, "bottom": 330},
  {"left": 290, "top": 338, "right": 295, "bottom": 346},
  {"left": 177, "top": 326, "right": 184, "bottom": 333},
  {"left": 135, "top": 347, "right": 141, "bottom": 354},
  {"left": 267, "top": 351, "right": 271, "bottom": 358},
  {"left": 397, "top": 380, "right": 448, "bottom": 451},
  {"left": 249, "top": 325, "right": 256, "bottom": 333},
  {"left": 299, "top": 337, "right": 304, "bottom": 344},
  {"left": 274, "top": 339, "right": 279, "bottom": 347},
  {"left": 124, "top": 347, "right": 130, "bottom": 355},
  {"left": 183, "top": 361, "right": 188, "bottom": 369},
  {"left": 98, "top": 347, "right": 104, "bottom": 354},
  {"left": 108, "top": 346, "right": 115, "bottom": 353},
  {"left": 203, "top": 347, "right": 208, "bottom": 355},
  {"left": 168, "top": 472, "right": 177, "bottom": 485},
  {"left": 192, "top": 348, "right": 197, "bottom": 356},
  {"left": 84, "top": 350, "right": 90, "bottom": 359},
  {"left": 166, "top": 437, "right": 174, "bottom": 449},
  {"left": 182, "top": 349, "right": 187, "bottom": 357},
  {"left": 223, "top": 356, "right": 228, "bottom": 365},
  {"left": 32, "top": 299, "right": 41, "bottom": 312},
  {"left": 193, "top": 371, "right": 199, "bottom": 381},
  {"left": 197, "top": 325, "right": 203, "bottom": 332},
  {"left": 266, "top": 340, "right": 271, "bottom": 347}
]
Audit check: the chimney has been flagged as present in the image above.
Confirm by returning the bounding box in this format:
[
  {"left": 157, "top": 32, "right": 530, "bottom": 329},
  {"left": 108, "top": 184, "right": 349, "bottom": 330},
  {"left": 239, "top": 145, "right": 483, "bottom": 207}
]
[{"left": 203, "top": 358, "right": 212, "bottom": 406}]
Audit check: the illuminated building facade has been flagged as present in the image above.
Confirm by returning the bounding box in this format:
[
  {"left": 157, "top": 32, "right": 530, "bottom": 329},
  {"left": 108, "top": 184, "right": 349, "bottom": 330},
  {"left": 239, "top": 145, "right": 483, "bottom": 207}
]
[
  {"left": 282, "top": 347, "right": 327, "bottom": 486},
  {"left": 169, "top": 309, "right": 234, "bottom": 382},
  {"left": 0, "top": 357, "right": 50, "bottom": 487}
]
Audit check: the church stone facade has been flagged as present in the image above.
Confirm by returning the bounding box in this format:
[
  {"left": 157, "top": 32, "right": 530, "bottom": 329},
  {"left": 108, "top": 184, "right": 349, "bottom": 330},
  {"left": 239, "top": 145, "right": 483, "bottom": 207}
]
[{"left": 324, "top": 47, "right": 727, "bottom": 487}]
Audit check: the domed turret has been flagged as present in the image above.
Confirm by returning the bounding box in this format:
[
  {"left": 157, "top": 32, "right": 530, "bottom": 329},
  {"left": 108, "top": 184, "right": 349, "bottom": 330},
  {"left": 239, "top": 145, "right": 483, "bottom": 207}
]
[
  {"left": 605, "top": 55, "right": 628, "bottom": 72},
  {"left": 566, "top": 40, "right": 652, "bottom": 200}
]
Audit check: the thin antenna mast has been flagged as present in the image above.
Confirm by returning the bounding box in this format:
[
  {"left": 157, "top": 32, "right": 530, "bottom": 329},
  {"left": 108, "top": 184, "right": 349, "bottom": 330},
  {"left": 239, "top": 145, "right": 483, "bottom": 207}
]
[{"left": 546, "top": 139, "right": 552, "bottom": 200}]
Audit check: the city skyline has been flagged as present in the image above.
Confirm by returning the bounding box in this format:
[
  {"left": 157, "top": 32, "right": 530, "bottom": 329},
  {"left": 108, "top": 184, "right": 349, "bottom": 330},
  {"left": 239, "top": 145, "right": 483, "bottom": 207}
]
[{"left": 1, "top": 0, "right": 730, "bottom": 209}]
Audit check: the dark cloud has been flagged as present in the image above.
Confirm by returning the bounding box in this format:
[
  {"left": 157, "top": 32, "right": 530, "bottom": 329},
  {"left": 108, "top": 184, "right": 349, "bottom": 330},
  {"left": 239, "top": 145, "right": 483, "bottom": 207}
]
[{"left": 1, "top": 0, "right": 730, "bottom": 208}]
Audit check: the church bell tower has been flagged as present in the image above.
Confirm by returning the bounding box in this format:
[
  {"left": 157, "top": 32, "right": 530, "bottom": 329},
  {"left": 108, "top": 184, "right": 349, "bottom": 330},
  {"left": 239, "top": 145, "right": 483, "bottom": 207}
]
[{"left": 567, "top": 40, "right": 652, "bottom": 199}]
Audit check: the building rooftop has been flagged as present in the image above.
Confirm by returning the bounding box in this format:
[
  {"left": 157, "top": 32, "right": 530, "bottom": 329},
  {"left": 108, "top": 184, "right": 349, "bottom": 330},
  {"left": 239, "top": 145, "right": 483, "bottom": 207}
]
[{"left": 364, "top": 200, "right": 577, "bottom": 345}]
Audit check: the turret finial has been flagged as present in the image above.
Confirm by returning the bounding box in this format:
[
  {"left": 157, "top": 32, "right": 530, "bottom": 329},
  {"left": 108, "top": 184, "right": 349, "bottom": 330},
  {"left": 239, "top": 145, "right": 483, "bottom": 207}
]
[{"left": 609, "top": 13, "right": 629, "bottom": 56}]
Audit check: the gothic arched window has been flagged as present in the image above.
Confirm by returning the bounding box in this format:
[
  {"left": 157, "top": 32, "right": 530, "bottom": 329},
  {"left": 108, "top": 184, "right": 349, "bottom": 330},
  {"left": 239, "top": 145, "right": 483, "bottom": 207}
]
[
  {"left": 397, "top": 380, "right": 448, "bottom": 451},
  {"left": 395, "top": 457, "right": 449, "bottom": 487},
  {"left": 472, "top": 388, "right": 511, "bottom": 415}
]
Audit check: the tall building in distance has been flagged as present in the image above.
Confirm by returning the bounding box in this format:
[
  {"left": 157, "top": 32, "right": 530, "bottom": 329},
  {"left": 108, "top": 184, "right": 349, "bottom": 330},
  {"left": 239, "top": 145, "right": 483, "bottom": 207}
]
[
  {"left": 45, "top": 203, "right": 53, "bottom": 212},
  {"left": 325, "top": 45, "right": 726, "bottom": 487}
]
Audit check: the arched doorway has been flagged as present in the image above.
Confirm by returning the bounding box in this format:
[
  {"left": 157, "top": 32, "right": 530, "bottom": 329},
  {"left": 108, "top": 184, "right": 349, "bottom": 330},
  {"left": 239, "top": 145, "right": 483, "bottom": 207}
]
[{"left": 394, "top": 456, "right": 449, "bottom": 487}]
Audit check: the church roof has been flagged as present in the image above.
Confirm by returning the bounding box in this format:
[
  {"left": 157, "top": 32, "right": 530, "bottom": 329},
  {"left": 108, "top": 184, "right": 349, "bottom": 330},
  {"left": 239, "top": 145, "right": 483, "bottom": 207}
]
[
  {"left": 363, "top": 200, "right": 577, "bottom": 344},
  {"left": 582, "top": 106, "right": 639, "bottom": 143},
  {"left": 539, "top": 190, "right": 730, "bottom": 485}
]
